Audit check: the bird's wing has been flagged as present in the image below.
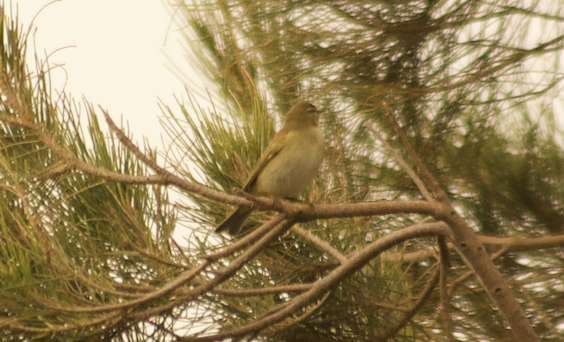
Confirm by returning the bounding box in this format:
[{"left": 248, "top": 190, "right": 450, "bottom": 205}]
[{"left": 241, "top": 131, "right": 287, "bottom": 192}]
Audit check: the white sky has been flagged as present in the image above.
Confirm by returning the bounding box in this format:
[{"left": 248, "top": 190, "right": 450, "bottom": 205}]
[
  {"left": 13, "top": 0, "right": 190, "bottom": 145},
  {"left": 12, "top": 0, "right": 213, "bottom": 279},
  {"left": 8, "top": 2, "right": 564, "bottom": 336},
  {"left": 11, "top": 1, "right": 564, "bottom": 138},
  {"left": 10, "top": 1, "right": 564, "bottom": 153}
]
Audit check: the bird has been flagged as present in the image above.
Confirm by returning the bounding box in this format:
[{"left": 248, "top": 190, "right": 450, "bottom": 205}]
[{"left": 215, "top": 101, "right": 325, "bottom": 235}]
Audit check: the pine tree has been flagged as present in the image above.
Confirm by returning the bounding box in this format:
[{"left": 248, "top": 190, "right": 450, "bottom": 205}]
[{"left": 1, "top": 1, "right": 564, "bottom": 341}]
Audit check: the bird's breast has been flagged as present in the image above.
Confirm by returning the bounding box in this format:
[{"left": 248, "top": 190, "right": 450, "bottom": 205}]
[{"left": 254, "top": 127, "right": 324, "bottom": 198}]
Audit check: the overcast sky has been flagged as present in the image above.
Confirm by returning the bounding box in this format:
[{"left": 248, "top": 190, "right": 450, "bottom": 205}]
[
  {"left": 10, "top": 1, "right": 564, "bottom": 144},
  {"left": 13, "top": 0, "right": 189, "bottom": 145}
]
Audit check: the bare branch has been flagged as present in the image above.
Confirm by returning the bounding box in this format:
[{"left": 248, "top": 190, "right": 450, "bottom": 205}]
[
  {"left": 365, "top": 122, "right": 433, "bottom": 202},
  {"left": 292, "top": 226, "right": 348, "bottom": 264},
  {"left": 381, "top": 101, "right": 539, "bottom": 341},
  {"left": 202, "top": 214, "right": 287, "bottom": 260},
  {"left": 440, "top": 249, "right": 455, "bottom": 342},
  {"left": 178, "top": 223, "right": 449, "bottom": 341},
  {"left": 377, "top": 265, "right": 441, "bottom": 340}
]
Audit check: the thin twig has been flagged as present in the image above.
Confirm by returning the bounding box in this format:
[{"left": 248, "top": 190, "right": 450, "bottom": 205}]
[
  {"left": 377, "top": 265, "right": 441, "bottom": 340},
  {"left": 440, "top": 249, "right": 455, "bottom": 342},
  {"left": 292, "top": 226, "right": 348, "bottom": 264},
  {"left": 210, "top": 284, "right": 311, "bottom": 297},
  {"left": 365, "top": 123, "right": 433, "bottom": 202},
  {"left": 202, "top": 214, "right": 287, "bottom": 260},
  {"left": 264, "top": 291, "right": 332, "bottom": 334},
  {"left": 176, "top": 223, "right": 449, "bottom": 341},
  {"left": 380, "top": 102, "right": 538, "bottom": 341},
  {"left": 46, "top": 261, "right": 210, "bottom": 313},
  {"left": 516, "top": 281, "right": 564, "bottom": 342},
  {"left": 366, "top": 117, "right": 451, "bottom": 269},
  {"left": 382, "top": 101, "right": 444, "bottom": 201}
]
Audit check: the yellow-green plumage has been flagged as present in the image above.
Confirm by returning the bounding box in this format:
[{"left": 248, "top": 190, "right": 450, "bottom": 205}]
[{"left": 216, "top": 101, "right": 325, "bottom": 235}]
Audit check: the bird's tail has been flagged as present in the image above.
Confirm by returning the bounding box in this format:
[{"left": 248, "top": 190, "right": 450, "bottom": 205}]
[{"left": 215, "top": 207, "right": 253, "bottom": 235}]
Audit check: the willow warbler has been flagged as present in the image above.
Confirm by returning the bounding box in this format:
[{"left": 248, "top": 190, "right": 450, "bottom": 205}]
[{"left": 216, "top": 101, "right": 325, "bottom": 235}]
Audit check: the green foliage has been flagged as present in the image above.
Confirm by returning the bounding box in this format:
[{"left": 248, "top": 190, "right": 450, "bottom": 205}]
[
  {"left": 159, "top": 92, "right": 424, "bottom": 340},
  {"left": 0, "top": 10, "right": 187, "bottom": 342},
  {"left": 168, "top": 0, "right": 564, "bottom": 340},
  {"left": 1, "top": 0, "right": 564, "bottom": 341}
]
